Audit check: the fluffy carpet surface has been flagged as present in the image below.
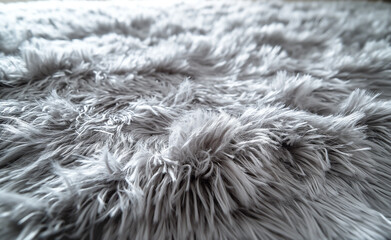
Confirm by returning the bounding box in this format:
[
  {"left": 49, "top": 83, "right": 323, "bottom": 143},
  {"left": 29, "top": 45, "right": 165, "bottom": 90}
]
[{"left": 1, "top": 1, "right": 391, "bottom": 239}]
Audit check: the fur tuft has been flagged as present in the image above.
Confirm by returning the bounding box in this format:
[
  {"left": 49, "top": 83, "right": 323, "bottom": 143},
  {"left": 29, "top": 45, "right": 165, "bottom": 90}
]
[{"left": 1, "top": 1, "right": 391, "bottom": 239}]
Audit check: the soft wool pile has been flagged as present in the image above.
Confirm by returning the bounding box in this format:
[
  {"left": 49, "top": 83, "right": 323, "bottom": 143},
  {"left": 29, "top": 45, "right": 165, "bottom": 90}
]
[{"left": 1, "top": 1, "right": 391, "bottom": 239}]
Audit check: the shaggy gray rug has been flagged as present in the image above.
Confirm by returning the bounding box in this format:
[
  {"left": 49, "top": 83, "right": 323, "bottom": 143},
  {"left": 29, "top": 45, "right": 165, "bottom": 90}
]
[{"left": 1, "top": 1, "right": 391, "bottom": 239}]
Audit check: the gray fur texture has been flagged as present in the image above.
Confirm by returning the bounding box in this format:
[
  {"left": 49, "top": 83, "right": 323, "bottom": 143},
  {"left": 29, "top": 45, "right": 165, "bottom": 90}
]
[{"left": 1, "top": 1, "right": 391, "bottom": 239}]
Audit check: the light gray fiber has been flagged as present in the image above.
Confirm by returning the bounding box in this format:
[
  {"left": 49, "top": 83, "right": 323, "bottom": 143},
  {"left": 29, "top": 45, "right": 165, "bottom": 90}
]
[{"left": 1, "top": 1, "right": 391, "bottom": 239}]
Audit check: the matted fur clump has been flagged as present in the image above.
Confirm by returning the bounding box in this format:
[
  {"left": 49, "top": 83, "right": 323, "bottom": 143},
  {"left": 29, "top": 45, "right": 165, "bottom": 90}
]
[{"left": 1, "top": 1, "right": 391, "bottom": 239}]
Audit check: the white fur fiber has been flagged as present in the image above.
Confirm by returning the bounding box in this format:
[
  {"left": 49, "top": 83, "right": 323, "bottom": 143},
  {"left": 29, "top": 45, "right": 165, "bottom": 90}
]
[{"left": 1, "top": 1, "right": 391, "bottom": 239}]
